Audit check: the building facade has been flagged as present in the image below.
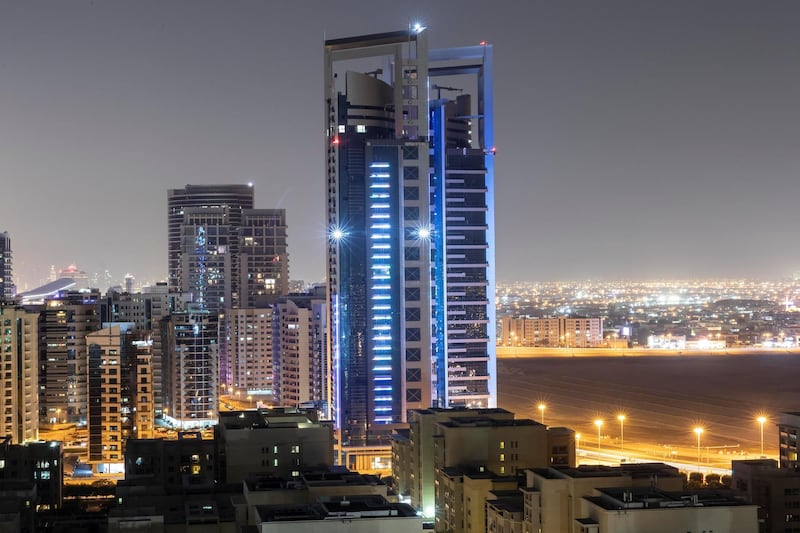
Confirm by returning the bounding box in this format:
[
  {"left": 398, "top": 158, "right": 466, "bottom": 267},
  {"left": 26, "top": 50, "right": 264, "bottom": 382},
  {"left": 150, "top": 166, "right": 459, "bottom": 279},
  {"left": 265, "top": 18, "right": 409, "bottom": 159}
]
[
  {"left": 273, "top": 292, "right": 327, "bottom": 410},
  {"left": 100, "top": 283, "right": 171, "bottom": 416},
  {"left": 222, "top": 307, "right": 274, "bottom": 395},
  {"left": 167, "top": 184, "right": 254, "bottom": 295},
  {"left": 0, "top": 305, "right": 39, "bottom": 443},
  {"left": 87, "top": 324, "right": 155, "bottom": 467},
  {"left": 39, "top": 291, "right": 101, "bottom": 424},
  {"left": 0, "top": 232, "right": 13, "bottom": 301},
  {"left": 164, "top": 307, "right": 218, "bottom": 426},
  {"left": 0, "top": 438, "right": 63, "bottom": 510},
  {"left": 324, "top": 29, "right": 497, "bottom": 450},
  {"left": 215, "top": 408, "right": 334, "bottom": 484},
  {"left": 239, "top": 209, "right": 289, "bottom": 307},
  {"left": 779, "top": 412, "right": 800, "bottom": 470},
  {"left": 733, "top": 459, "right": 800, "bottom": 533},
  {"left": 500, "top": 316, "right": 604, "bottom": 348}
]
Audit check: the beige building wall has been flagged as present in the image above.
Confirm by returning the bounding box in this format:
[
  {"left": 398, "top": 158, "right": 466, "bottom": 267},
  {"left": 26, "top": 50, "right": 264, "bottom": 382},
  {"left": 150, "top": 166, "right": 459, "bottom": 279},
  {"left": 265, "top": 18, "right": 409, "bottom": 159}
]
[
  {"left": 522, "top": 466, "right": 685, "bottom": 533},
  {"left": 226, "top": 307, "right": 273, "bottom": 394},
  {"left": 0, "top": 306, "right": 38, "bottom": 443},
  {"left": 486, "top": 499, "right": 524, "bottom": 533},
  {"left": 464, "top": 476, "right": 518, "bottom": 533},
  {"left": 435, "top": 420, "right": 547, "bottom": 476},
  {"left": 500, "top": 317, "right": 603, "bottom": 348}
]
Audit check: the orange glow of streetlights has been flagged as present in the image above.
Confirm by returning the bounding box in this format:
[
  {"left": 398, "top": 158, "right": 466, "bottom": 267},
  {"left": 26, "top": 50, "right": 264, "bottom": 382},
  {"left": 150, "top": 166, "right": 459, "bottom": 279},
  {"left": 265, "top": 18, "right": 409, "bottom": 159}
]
[
  {"left": 757, "top": 416, "right": 767, "bottom": 457},
  {"left": 537, "top": 403, "right": 546, "bottom": 425},
  {"left": 617, "top": 414, "right": 626, "bottom": 453},
  {"left": 594, "top": 419, "right": 604, "bottom": 449},
  {"left": 694, "top": 427, "right": 704, "bottom": 470}
]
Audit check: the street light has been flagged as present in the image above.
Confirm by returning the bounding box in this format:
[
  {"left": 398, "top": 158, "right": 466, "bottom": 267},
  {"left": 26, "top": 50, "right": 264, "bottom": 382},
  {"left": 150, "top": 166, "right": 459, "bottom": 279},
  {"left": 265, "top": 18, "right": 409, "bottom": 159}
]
[
  {"left": 537, "top": 403, "right": 546, "bottom": 425},
  {"left": 757, "top": 416, "right": 767, "bottom": 457},
  {"left": 595, "top": 419, "right": 604, "bottom": 449},
  {"left": 694, "top": 427, "right": 704, "bottom": 470},
  {"left": 617, "top": 414, "right": 626, "bottom": 453},
  {"left": 247, "top": 395, "right": 253, "bottom": 408}
]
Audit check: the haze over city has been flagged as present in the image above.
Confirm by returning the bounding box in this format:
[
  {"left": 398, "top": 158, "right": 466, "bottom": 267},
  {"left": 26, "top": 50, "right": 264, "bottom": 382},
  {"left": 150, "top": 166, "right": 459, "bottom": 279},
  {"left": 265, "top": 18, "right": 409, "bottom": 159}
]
[{"left": 3, "top": 0, "right": 800, "bottom": 289}]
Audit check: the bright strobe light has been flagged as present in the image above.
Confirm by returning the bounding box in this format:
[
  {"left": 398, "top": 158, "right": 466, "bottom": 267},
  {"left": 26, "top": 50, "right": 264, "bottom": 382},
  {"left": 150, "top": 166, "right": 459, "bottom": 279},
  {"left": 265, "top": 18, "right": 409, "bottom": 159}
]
[
  {"left": 330, "top": 227, "right": 346, "bottom": 241},
  {"left": 412, "top": 22, "right": 426, "bottom": 33},
  {"left": 417, "top": 227, "right": 431, "bottom": 239}
]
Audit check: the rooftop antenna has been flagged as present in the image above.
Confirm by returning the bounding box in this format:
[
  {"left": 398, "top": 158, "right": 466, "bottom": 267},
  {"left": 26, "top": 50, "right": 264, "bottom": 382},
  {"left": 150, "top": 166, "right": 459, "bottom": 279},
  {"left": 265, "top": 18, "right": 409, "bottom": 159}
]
[{"left": 431, "top": 84, "right": 463, "bottom": 100}]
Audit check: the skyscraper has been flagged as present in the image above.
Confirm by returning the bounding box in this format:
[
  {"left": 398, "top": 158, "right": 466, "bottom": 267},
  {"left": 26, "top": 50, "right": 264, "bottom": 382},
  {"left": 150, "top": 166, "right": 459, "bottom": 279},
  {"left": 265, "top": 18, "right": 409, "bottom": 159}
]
[
  {"left": 164, "top": 306, "right": 218, "bottom": 425},
  {"left": 273, "top": 288, "right": 327, "bottom": 411},
  {"left": 0, "top": 231, "right": 13, "bottom": 301},
  {"left": 222, "top": 306, "right": 274, "bottom": 394},
  {"left": 324, "top": 29, "right": 496, "bottom": 450},
  {"left": 167, "top": 184, "right": 254, "bottom": 295},
  {"left": 87, "top": 324, "right": 154, "bottom": 464},
  {"left": 0, "top": 304, "right": 39, "bottom": 443},
  {"left": 39, "top": 290, "right": 101, "bottom": 424},
  {"left": 166, "top": 185, "right": 290, "bottom": 427},
  {"left": 239, "top": 209, "right": 289, "bottom": 307}
]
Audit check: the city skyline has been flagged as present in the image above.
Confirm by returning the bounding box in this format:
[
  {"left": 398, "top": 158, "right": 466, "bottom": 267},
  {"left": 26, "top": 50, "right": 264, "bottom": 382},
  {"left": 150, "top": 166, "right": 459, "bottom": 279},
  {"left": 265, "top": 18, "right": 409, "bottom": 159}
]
[{"left": 3, "top": 1, "right": 800, "bottom": 289}]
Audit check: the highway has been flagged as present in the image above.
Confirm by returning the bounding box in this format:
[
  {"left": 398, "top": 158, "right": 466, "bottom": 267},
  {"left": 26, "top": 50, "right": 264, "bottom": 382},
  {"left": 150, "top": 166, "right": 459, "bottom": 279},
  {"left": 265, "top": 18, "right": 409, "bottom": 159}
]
[{"left": 497, "top": 352, "right": 796, "bottom": 473}]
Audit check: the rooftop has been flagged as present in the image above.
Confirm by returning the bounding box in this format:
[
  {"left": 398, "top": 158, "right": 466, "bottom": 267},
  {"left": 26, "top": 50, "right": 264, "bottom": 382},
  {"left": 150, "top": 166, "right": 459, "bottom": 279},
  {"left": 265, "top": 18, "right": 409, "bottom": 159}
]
[
  {"left": 586, "top": 487, "right": 749, "bottom": 511},
  {"left": 256, "top": 495, "right": 418, "bottom": 523}
]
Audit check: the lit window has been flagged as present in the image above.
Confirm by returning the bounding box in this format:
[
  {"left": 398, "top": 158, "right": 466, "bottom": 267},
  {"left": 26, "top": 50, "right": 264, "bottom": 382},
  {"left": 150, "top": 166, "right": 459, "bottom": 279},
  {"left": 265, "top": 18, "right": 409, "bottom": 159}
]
[
  {"left": 356, "top": 125, "right": 366, "bottom": 133},
  {"left": 499, "top": 441, "right": 505, "bottom": 449},
  {"left": 338, "top": 125, "right": 345, "bottom": 133}
]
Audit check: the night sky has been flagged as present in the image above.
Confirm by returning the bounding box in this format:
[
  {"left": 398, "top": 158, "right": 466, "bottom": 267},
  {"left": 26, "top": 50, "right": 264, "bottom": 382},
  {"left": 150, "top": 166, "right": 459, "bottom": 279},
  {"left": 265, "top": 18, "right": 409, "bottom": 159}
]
[{"left": 2, "top": 1, "right": 799, "bottom": 290}]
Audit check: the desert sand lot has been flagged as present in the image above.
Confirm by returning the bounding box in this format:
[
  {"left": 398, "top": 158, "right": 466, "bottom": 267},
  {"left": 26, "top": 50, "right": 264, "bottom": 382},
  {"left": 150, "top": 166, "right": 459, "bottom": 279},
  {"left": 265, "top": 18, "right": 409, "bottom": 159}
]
[{"left": 497, "top": 353, "right": 799, "bottom": 459}]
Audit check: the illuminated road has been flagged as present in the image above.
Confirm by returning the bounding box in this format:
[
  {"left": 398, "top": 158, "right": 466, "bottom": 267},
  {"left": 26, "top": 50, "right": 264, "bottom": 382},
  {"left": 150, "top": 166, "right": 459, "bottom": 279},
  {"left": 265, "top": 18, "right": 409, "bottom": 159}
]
[{"left": 497, "top": 353, "right": 796, "bottom": 472}]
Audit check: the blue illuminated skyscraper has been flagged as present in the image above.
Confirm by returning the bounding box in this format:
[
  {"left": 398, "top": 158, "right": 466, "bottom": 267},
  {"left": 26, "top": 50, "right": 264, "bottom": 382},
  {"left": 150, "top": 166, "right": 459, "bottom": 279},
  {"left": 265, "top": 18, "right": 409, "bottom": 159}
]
[{"left": 324, "top": 29, "right": 496, "bottom": 449}]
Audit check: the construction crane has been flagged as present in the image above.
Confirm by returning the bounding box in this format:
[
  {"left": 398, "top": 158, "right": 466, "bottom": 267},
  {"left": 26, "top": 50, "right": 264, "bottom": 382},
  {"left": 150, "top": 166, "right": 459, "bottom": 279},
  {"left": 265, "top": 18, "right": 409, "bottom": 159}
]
[{"left": 431, "top": 84, "right": 462, "bottom": 99}]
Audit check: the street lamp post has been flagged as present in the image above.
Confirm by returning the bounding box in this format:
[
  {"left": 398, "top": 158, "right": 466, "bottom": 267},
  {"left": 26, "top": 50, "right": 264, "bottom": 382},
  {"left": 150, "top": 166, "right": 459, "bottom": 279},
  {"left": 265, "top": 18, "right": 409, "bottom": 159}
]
[
  {"left": 538, "top": 403, "right": 546, "bottom": 425},
  {"left": 595, "top": 419, "right": 603, "bottom": 449},
  {"left": 617, "top": 414, "right": 626, "bottom": 454},
  {"left": 757, "top": 416, "right": 767, "bottom": 457},
  {"left": 694, "top": 427, "right": 704, "bottom": 471}
]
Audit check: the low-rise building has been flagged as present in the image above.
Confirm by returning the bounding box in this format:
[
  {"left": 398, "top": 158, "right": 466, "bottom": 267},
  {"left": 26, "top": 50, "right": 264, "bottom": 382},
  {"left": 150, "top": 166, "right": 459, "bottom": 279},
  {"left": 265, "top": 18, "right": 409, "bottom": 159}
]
[
  {"left": 242, "top": 468, "right": 393, "bottom": 525},
  {"left": 437, "top": 467, "right": 519, "bottom": 533},
  {"left": 500, "top": 317, "right": 604, "bottom": 348},
  {"left": 252, "top": 495, "right": 422, "bottom": 533},
  {"left": 732, "top": 458, "right": 800, "bottom": 533},
  {"left": 520, "top": 463, "right": 684, "bottom": 533},
  {"left": 486, "top": 491, "right": 524, "bottom": 533},
  {"left": 392, "top": 407, "right": 572, "bottom": 521},
  {"left": 122, "top": 432, "right": 216, "bottom": 493},
  {"left": 779, "top": 412, "right": 800, "bottom": 470},
  {"left": 580, "top": 487, "right": 757, "bottom": 533},
  {"left": 0, "top": 438, "right": 62, "bottom": 510},
  {"left": 216, "top": 408, "right": 333, "bottom": 484}
]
